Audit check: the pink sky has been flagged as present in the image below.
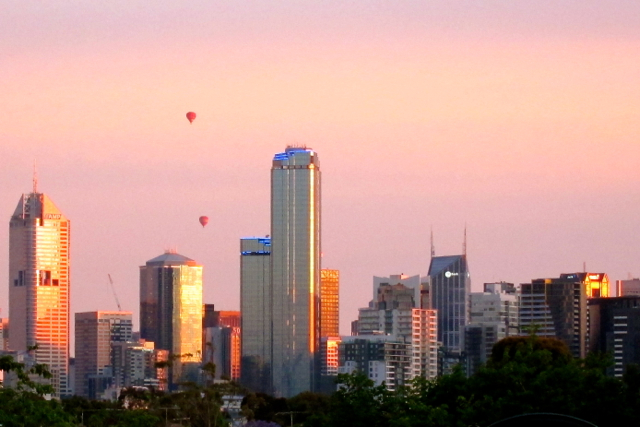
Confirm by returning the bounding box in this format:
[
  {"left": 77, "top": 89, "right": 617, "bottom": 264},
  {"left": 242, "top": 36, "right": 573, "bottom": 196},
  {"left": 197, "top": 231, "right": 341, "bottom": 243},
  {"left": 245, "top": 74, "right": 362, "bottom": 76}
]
[{"left": 1, "top": 1, "right": 639, "bottom": 352}]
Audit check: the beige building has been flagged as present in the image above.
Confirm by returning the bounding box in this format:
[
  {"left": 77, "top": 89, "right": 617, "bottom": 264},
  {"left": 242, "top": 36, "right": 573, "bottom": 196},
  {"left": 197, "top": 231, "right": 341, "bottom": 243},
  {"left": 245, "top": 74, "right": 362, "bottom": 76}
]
[{"left": 9, "top": 190, "right": 70, "bottom": 397}]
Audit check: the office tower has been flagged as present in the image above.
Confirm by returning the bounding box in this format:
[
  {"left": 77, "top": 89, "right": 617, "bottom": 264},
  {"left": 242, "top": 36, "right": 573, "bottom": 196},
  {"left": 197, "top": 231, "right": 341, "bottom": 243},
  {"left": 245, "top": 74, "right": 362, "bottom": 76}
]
[
  {"left": 588, "top": 296, "right": 640, "bottom": 377},
  {"left": 9, "top": 189, "right": 70, "bottom": 397},
  {"left": 320, "top": 269, "right": 340, "bottom": 337},
  {"left": 616, "top": 278, "right": 640, "bottom": 296},
  {"left": 74, "top": 311, "right": 132, "bottom": 398},
  {"left": 428, "top": 255, "right": 470, "bottom": 351},
  {"left": 519, "top": 273, "right": 608, "bottom": 359},
  {"left": 464, "top": 282, "right": 518, "bottom": 376},
  {"left": 139, "top": 251, "right": 203, "bottom": 388},
  {"left": 240, "top": 237, "right": 272, "bottom": 393},
  {"left": 270, "top": 146, "right": 321, "bottom": 397}
]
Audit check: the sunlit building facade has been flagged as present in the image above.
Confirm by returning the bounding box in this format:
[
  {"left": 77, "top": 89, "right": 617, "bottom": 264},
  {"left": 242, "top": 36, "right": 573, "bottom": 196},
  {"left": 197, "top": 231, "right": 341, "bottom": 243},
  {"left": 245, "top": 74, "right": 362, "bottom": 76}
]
[
  {"left": 139, "top": 251, "right": 202, "bottom": 389},
  {"left": 320, "top": 269, "right": 339, "bottom": 337},
  {"left": 74, "top": 311, "right": 132, "bottom": 398},
  {"left": 270, "top": 146, "right": 321, "bottom": 397},
  {"left": 9, "top": 190, "right": 70, "bottom": 397},
  {"left": 240, "top": 237, "right": 272, "bottom": 393}
]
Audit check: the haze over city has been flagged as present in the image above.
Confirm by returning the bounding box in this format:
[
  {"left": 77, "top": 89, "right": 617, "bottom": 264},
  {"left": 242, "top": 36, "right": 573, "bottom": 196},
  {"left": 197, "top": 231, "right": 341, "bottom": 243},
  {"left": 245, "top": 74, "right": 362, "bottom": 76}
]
[{"left": 1, "top": 0, "right": 639, "bottom": 346}]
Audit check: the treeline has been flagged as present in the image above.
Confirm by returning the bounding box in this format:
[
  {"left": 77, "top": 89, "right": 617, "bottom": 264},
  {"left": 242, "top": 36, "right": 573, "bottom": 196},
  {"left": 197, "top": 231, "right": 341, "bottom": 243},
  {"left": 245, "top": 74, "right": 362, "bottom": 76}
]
[{"left": 2, "top": 336, "right": 640, "bottom": 426}]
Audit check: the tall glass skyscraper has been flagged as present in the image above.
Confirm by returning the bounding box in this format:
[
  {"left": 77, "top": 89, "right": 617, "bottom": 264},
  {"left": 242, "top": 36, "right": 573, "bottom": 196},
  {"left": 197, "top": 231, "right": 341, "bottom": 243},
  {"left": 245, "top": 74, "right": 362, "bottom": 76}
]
[
  {"left": 428, "top": 255, "right": 470, "bottom": 351},
  {"left": 270, "top": 146, "right": 321, "bottom": 397},
  {"left": 139, "top": 251, "right": 203, "bottom": 389},
  {"left": 9, "top": 190, "right": 70, "bottom": 397}
]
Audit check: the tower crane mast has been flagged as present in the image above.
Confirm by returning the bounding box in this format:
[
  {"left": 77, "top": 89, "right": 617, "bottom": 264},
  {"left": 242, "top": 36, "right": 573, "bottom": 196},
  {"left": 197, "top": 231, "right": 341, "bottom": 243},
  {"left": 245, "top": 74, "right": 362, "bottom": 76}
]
[{"left": 107, "top": 274, "right": 123, "bottom": 311}]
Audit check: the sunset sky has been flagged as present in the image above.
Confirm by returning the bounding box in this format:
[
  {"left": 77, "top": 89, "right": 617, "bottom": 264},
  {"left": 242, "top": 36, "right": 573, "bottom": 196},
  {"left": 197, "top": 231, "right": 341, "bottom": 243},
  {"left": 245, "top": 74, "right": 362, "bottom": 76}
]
[{"left": 1, "top": 1, "right": 639, "bottom": 349}]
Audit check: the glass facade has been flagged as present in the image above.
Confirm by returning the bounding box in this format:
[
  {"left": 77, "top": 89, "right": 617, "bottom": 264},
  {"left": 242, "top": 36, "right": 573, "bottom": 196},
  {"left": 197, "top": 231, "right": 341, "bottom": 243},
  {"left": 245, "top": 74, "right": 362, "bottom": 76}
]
[
  {"left": 139, "top": 251, "right": 202, "bottom": 389},
  {"left": 240, "top": 237, "right": 272, "bottom": 393},
  {"left": 9, "top": 192, "right": 70, "bottom": 397},
  {"left": 270, "top": 147, "right": 321, "bottom": 397},
  {"left": 320, "top": 269, "right": 339, "bottom": 337},
  {"left": 428, "top": 255, "right": 470, "bottom": 352}
]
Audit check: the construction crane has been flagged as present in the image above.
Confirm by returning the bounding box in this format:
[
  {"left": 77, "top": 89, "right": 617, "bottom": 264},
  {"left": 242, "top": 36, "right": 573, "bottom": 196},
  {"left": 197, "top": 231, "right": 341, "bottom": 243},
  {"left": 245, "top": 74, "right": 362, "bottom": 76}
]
[{"left": 107, "top": 274, "right": 123, "bottom": 311}]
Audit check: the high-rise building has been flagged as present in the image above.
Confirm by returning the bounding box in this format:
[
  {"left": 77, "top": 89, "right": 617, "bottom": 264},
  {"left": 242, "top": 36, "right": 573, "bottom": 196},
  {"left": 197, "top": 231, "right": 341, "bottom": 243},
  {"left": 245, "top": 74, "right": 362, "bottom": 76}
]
[
  {"left": 320, "top": 269, "right": 340, "bottom": 338},
  {"left": 139, "top": 251, "right": 203, "bottom": 388},
  {"left": 9, "top": 190, "right": 70, "bottom": 397},
  {"left": 203, "top": 309, "right": 241, "bottom": 381},
  {"left": 270, "top": 146, "right": 321, "bottom": 397},
  {"left": 588, "top": 296, "right": 640, "bottom": 377},
  {"left": 428, "top": 255, "right": 470, "bottom": 352},
  {"left": 74, "top": 311, "right": 132, "bottom": 398},
  {"left": 519, "top": 273, "right": 608, "bottom": 359},
  {"left": 464, "top": 282, "right": 518, "bottom": 376},
  {"left": 616, "top": 278, "right": 640, "bottom": 297},
  {"left": 240, "top": 237, "right": 272, "bottom": 393},
  {"left": 355, "top": 280, "right": 439, "bottom": 381}
]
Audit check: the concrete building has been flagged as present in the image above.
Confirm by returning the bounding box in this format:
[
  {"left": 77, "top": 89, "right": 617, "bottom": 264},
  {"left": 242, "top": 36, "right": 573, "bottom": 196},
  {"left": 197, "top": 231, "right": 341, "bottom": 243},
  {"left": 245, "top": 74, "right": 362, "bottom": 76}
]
[
  {"left": 270, "top": 146, "right": 321, "bottom": 397},
  {"left": 9, "top": 189, "right": 71, "bottom": 397},
  {"left": 139, "top": 251, "right": 203, "bottom": 388},
  {"left": 74, "top": 311, "right": 132, "bottom": 398},
  {"left": 338, "top": 335, "right": 412, "bottom": 391}
]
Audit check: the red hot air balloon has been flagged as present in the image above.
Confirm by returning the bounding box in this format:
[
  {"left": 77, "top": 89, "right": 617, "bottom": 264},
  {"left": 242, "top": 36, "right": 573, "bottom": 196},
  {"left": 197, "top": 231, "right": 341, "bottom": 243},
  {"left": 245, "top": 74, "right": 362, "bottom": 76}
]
[
  {"left": 186, "top": 112, "right": 196, "bottom": 124},
  {"left": 199, "top": 216, "right": 209, "bottom": 228}
]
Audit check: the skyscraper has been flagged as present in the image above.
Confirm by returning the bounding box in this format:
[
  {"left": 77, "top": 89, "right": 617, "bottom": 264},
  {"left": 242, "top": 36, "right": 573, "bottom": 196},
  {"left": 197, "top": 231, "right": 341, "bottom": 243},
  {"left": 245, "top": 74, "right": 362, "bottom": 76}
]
[
  {"left": 240, "top": 237, "right": 272, "bottom": 393},
  {"left": 428, "top": 255, "right": 470, "bottom": 351},
  {"left": 270, "top": 146, "right": 321, "bottom": 397},
  {"left": 519, "top": 272, "right": 609, "bottom": 359},
  {"left": 139, "top": 251, "right": 203, "bottom": 388},
  {"left": 320, "top": 269, "right": 339, "bottom": 338},
  {"left": 9, "top": 189, "right": 70, "bottom": 397},
  {"left": 74, "top": 311, "right": 133, "bottom": 399}
]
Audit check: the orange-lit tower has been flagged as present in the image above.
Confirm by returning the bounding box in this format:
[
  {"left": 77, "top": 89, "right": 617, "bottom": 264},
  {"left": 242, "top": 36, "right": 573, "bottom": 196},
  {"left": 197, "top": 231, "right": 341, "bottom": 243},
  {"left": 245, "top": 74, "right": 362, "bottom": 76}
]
[
  {"left": 9, "top": 189, "right": 70, "bottom": 397},
  {"left": 320, "top": 269, "right": 339, "bottom": 337}
]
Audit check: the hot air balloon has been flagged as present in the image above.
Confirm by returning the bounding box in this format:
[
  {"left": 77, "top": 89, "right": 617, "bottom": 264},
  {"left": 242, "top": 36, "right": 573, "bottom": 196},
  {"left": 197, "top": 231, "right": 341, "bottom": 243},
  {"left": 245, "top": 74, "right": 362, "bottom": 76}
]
[
  {"left": 186, "top": 112, "right": 196, "bottom": 124},
  {"left": 199, "top": 216, "right": 209, "bottom": 227}
]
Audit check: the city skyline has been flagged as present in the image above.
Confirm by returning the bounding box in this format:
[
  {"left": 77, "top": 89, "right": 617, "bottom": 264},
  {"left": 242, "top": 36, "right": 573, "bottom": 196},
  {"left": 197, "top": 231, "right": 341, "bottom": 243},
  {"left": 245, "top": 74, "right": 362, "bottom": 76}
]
[{"left": 2, "top": 1, "right": 640, "bottom": 343}]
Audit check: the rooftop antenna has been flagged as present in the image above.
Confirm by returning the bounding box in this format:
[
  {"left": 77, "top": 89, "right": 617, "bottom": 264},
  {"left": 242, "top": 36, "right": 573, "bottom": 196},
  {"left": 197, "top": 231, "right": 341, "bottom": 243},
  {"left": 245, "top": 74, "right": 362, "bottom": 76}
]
[
  {"left": 583, "top": 262, "right": 586, "bottom": 273},
  {"left": 33, "top": 160, "right": 38, "bottom": 193}
]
